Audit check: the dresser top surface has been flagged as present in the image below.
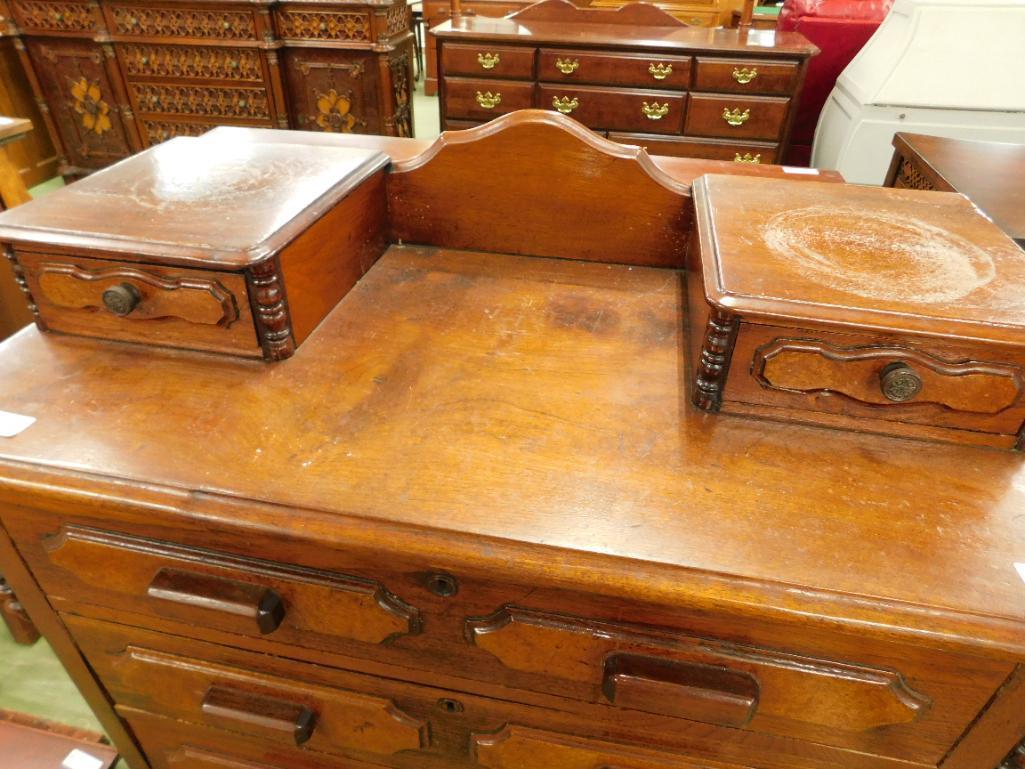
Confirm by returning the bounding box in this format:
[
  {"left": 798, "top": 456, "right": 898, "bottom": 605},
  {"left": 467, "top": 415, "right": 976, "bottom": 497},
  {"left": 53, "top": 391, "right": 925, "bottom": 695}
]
[
  {"left": 895, "top": 132, "right": 1025, "bottom": 244},
  {"left": 695, "top": 174, "right": 1025, "bottom": 343},
  {"left": 0, "top": 137, "right": 389, "bottom": 267},
  {"left": 1, "top": 245, "right": 1023, "bottom": 639},
  {"left": 432, "top": 16, "right": 818, "bottom": 55}
]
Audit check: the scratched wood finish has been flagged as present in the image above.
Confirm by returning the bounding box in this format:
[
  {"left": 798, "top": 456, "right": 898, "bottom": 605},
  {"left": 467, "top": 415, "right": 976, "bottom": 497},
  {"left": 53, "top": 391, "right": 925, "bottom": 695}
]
[{"left": 689, "top": 173, "right": 1025, "bottom": 447}]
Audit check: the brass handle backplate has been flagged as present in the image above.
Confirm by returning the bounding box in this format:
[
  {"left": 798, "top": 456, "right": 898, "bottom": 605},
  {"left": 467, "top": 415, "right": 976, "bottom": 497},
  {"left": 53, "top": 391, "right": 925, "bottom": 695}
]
[
  {"left": 734, "top": 152, "right": 761, "bottom": 164},
  {"left": 880, "top": 363, "right": 923, "bottom": 403},
  {"left": 649, "top": 62, "right": 673, "bottom": 80},
  {"left": 642, "top": 101, "right": 670, "bottom": 120},
  {"left": 102, "top": 283, "right": 141, "bottom": 316},
  {"left": 477, "top": 52, "right": 500, "bottom": 70},
  {"left": 555, "top": 57, "right": 579, "bottom": 74},
  {"left": 722, "top": 107, "right": 750, "bottom": 126},
  {"left": 552, "top": 95, "right": 578, "bottom": 114},
  {"left": 732, "top": 67, "right": 758, "bottom": 84},
  {"left": 475, "top": 91, "right": 501, "bottom": 109}
]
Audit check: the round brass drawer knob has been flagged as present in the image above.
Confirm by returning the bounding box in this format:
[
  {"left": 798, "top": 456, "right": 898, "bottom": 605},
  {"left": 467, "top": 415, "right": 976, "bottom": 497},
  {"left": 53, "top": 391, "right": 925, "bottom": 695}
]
[
  {"left": 880, "top": 362, "right": 922, "bottom": 403},
  {"left": 102, "top": 283, "right": 141, "bottom": 316}
]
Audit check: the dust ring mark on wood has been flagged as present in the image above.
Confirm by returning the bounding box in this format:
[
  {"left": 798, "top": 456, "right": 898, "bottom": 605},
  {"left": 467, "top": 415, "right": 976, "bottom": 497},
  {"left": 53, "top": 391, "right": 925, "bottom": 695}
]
[{"left": 762, "top": 206, "right": 996, "bottom": 304}]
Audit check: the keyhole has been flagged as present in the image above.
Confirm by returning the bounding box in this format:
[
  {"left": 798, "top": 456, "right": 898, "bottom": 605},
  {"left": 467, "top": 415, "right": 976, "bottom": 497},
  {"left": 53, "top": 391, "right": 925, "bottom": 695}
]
[{"left": 437, "top": 698, "right": 464, "bottom": 713}]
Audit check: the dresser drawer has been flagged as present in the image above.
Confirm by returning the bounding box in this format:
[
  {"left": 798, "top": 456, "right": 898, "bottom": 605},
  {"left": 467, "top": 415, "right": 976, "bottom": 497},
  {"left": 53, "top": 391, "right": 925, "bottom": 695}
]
[
  {"left": 441, "top": 43, "right": 536, "bottom": 79},
  {"left": 538, "top": 49, "right": 691, "bottom": 90},
  {"left": 119, "top": 44, "right": 266, "bottom": 83},
  {"left": 692, "top": 57, "right": 800, "bottom": 95},
  {"left": 107, "top": 4, "right": 259, "bottom": 40},
  {"left": 608, "top": 132, "right": 779, "bottom": 164},
  {"left": 27, "top": 524, "right": 421, "bottom": 655},
  {"left": 443, "top": 77, "right": 535, "bottom": 120},
  {"left": 9, "top": 0, "right": 99, "bottom": 33},
  {"left": 539, "top": 84, "right": 684, "bottom": 135},
  {"left": 16, "top": 252, "right": 262, "bottom": 356},
  {"left": 724, "top": 324, "right": 1025, "bottom": 438},
  {"left": 123, "top": 709, "right": 394, "bottom": 769},
  {"left": 128, "top": 82, "right": 273, "bottom": 122},
  {"left": 685, "top": 93, "right": 789, "bottom": 141},
  {"left": 474, "top": 725, "right": 750, "bottom": 769}
]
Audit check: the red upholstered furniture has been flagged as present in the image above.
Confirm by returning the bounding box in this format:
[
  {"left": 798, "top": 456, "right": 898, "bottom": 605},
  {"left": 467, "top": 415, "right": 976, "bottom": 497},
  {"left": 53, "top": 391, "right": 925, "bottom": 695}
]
[{"left": 777, "top": 0, "right": 892, "bottom": 165}]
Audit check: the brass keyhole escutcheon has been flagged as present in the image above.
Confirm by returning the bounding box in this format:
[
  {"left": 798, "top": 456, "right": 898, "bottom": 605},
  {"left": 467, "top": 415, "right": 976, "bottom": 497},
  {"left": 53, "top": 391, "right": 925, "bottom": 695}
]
[
  {"left": 102, "top": 283, "right": 142, "bottom": 316},
  {"left": 880, "top": 362, "right": 923, "bottom": 403}
]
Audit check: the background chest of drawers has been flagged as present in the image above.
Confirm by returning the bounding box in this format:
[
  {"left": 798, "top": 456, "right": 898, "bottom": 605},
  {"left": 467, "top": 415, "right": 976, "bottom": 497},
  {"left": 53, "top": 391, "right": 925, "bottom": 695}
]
[
  {"left": 433, "top": 1, "right": 816, "bottom": 163},
  {"left": 4, "top": 0, "right": 414, "bottom": 177},
  {"left": 421, "top": 0, "right": 748, "bottom": 97}
]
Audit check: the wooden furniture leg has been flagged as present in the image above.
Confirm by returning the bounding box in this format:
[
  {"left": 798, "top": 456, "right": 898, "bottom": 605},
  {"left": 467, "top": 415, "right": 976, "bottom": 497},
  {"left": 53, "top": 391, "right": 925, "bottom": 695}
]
[{"left": 0, "top": 574, "right": 40, "bottom": 645}]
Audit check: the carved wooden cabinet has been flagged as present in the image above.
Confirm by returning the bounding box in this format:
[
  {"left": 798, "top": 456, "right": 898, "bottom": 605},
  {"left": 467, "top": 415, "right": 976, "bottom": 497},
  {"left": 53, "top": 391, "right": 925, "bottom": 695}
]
[
  {"left": 5, "top": 0, "right": 414, "bottom": 176},
  {"left": 0, "top": 115, "right": 1024, "bottom": 769},
  {"left": 433, "top": 1, "right": 816, "bottom": 163}
]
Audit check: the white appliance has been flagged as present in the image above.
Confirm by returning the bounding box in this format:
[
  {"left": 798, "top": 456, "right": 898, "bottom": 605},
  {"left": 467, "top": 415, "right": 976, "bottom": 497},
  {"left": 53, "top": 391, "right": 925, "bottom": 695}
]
[{"left": 811, "top": 0, "right": 1025, "bottom": 184}]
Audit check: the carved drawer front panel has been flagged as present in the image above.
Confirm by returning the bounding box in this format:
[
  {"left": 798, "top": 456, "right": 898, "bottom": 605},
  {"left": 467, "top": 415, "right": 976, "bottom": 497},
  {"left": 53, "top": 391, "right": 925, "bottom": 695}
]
[
  {"left": 121, "top": 709, "right": 397, "bottom": 769},
  {"left": 443, "top": 77, "right": 534, "bottom": 121},
  {"left": 10, "top": 0, "right": 97, "bottom": 33},
  {"left": 140, "top": 118, "right": 214, "bottom": 144},
  {"left": 107, "top": 4, "right": 258, "bottom": 40},
  {"left": 607, "top": 132, "right": 778, "bottom": 164},
  {"left": 692, "top": 57, "right": 800, "bottom": 95},
  {"left": 128, "top": 82, "right": 273, "bottom": 121},
  {"left": 684, "top": 93, "right": 789, "bottom": 141},
  {"left": 441, "top": 43, "right": 536, "bottom": 80},
  {"left": 86, "top": 645, "right": 427, "bottom": 763},
  {"left": 23, "top": 38, "right": 133, "bottom": 170},
  {"left": 467, "top": 605, "right": 1011, "bottom": 763},
  {"left": 17, "top": 252, "right": 262, "bottom": 355},
  {"left": 283, "top": 49, "right": 381, "bottom": 134},
  {"left": 35, "top": 524, "right": 421, "bottom": 652},
  {"left": 274, "top": 8, "right": 372, "bottom": 42},
  {"left": 538, "top": 49, "right": 692, "bottom": 90},
  {"left": 474, "top": 725, "right": 751, "bottom": 769},
  {"left": 538, "top": 84, "right": 685, "bottom": 136},
  {"left": 119, "top": 44, "right": 265, "bottom": 83},
  {"left": 724, "top": 324, "right": 1025, "bottom": 439}
]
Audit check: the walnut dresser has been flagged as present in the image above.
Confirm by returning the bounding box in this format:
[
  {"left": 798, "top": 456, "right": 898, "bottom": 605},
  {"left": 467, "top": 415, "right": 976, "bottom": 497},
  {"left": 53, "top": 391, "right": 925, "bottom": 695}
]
[
  {"left": 432, "top": 1, "right": 816, "bottom": 163},
  {"left": 4, "top": 0, "right": 414, "bottom": 178},
  {"left": 0, "top": 113, "right": 1024, "bottom": 769}
]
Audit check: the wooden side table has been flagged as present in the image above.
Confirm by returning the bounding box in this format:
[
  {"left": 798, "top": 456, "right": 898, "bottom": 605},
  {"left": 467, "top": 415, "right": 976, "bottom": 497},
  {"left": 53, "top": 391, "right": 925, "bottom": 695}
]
[
  {"left": 0, "top": 115, "right": 34, "bottom": 343},
  {"left": 885, "top": 132, "right": 1025, "bottom": 248}
]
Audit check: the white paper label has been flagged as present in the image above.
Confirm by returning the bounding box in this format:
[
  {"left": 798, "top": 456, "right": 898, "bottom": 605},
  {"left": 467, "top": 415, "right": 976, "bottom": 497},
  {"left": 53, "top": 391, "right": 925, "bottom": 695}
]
[
  {"left": 1016, "top": 562, "right": 1025, "bottom": 585},
  {"left": 0, "top": 409, "right": 34, "bottom": 438},
  {"left": 62, "top": 749, "right": 104, "bottom": 769},
  {"left": 782, "top": 166, "right": 820, "bottom": 175}
]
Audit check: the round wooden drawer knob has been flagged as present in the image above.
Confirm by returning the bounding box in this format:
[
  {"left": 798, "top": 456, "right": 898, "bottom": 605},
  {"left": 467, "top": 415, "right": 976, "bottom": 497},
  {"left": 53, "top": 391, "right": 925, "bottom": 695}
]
[
  {"left": 880, "top": 362, "right": 922, "bottom": 403},
  {"left": 102, "top": 283, "right": 142, "bottom": 316}
]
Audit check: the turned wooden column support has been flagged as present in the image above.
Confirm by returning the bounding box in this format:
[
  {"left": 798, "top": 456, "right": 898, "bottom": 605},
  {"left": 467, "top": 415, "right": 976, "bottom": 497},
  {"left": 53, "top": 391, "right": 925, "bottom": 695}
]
[{"left": 0, "top": 574, "right": 40, "bottom": 645}]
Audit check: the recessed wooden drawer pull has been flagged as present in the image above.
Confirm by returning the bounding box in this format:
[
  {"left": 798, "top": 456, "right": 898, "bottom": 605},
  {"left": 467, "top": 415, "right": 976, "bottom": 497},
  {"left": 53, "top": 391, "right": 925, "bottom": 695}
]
[
  {"left": 732, "top": 66, "right": 757, "bottom": 84},
  {"left": 147, "top": 568, "right": 286, "bottom": 635},
  {"left": 648, "top": 62, "right": 673, "bottom": 80},
  {"left": 880, "top": 362, "right": 923, "bottom": 403},
  {"left": 641, "top": 102, "right": 670, "bottom": 120},
  {"left": 722, "top": 107, "right": 750, "bottom": 126},
  {"left": 201, "top": 685, "right": 316, "bottom": 746},
  {"left": 603, "top": 653, "right": 759, "bottom": 727},
  {"left": 734, "top": 152, "right": 761, "bottom": 164},
  {"left": 477, "top": 52, "right": 500, "bottom": 69},
  {"left": 552, "top": 96, "right": 578, "bottom": 114},
  {"left": 475, "top": 91, "right": 501, "bottom": 109},
  {"left": 554, "top": 57, "right": 579, "bottom": 74}
]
